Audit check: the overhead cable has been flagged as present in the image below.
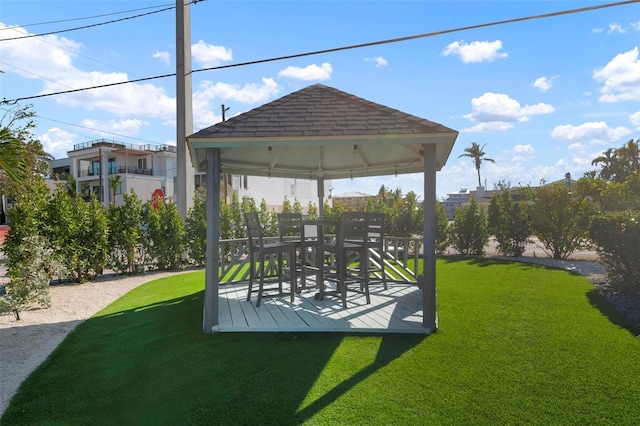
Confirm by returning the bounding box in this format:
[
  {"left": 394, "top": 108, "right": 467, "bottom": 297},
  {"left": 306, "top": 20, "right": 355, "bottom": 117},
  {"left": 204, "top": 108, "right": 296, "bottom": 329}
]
[
  {"left": 2, "top": 0, "right": 638, "bottom": 105},
  {"left": 0, "top": 3, "right": 174, "bottom": 30}
]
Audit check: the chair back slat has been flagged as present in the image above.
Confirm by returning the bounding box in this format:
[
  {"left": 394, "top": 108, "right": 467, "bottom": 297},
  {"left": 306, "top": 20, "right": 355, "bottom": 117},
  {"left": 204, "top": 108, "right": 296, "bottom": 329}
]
[
  {"left": 340, "top": 212, "right": 367, "bottom": 243},
  {"left": 244, "top": 212, "right": 264, "bottom": 250},
  {"left": 366, "top": 213, "right": 385, "bottom": 246},
  {"left": 278, "top": 213, "right": 303, "bottom": 241}
]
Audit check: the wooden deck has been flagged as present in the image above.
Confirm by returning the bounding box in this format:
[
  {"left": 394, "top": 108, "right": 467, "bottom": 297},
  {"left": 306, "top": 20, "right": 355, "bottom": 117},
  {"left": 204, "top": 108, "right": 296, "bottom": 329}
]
[{"left": 214, "top": 279, "right": 433, "bottom": 334}]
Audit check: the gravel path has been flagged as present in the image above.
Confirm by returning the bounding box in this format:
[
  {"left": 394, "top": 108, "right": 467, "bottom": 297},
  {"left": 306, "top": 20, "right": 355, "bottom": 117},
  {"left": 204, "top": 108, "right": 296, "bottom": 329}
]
[{"left": 1, "top": 244, "right": 638, "bottom": 417}]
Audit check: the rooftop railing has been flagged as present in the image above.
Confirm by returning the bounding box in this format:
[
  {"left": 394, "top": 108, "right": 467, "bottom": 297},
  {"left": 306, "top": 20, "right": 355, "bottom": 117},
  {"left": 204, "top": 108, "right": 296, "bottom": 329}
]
[{"left": 71, "top": 139, "right": 176, "bottom": 153}]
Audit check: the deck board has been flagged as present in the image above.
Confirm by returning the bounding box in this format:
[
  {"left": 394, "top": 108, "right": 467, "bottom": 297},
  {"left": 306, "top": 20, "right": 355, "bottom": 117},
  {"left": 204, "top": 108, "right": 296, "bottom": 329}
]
[{"left": 214, "top": 278, "right": 432, "bottom": 334}]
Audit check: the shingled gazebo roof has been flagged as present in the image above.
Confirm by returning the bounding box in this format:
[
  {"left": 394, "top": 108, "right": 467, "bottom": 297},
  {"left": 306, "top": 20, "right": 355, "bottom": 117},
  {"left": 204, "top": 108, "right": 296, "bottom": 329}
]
[{"left": 187, "top": 83, "right": 458, "bottom": 180}]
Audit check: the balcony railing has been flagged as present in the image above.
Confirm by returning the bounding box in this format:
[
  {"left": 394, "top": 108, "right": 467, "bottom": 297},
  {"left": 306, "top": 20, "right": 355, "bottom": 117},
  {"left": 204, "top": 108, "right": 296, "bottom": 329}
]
[
  {"left": 71, "top": 138, "right": 176, "bottom": 153},
  {"left": 77, "top": 166, "right": 153, "bottom": 177}
]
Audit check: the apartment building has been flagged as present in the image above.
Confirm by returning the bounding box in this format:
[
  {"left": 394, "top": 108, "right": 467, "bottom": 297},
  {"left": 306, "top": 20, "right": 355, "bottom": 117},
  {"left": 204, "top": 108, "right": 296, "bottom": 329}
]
[{"left": 50, "top": 139, "right": 331, "bottom": 210}]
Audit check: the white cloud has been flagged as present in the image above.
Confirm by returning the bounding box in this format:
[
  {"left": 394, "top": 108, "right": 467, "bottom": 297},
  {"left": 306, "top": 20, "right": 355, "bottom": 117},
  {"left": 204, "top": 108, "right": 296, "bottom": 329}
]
[
  {"left": 38, "top": 127, "right": 77, "bottom": 159},
  {"left": 568, "top": 142, "right": 587, "bottom": 151},
  {"left": 0, "top": 24, "right": 177, "bottom": 123},
  {"left": 365, "top": 56, "right": 388, "bottom": 67},
  {"left": 191, "top": 40, "right": 232, "bottom": 67},
  {"left": 513, "top": 144, "right": 535, "bottom": 155},
  {"left": 592, "top": 27, "right": 604, "bottom": 33},
  {"left": 593, "top": 47, "right": 640, "bottom": 102},
  {"left": 192, "top": 78, "right": 280, "bottom": 130},
  {"left": 461, "top": 122, "right": 513, "bottom": 133},
  {"left": 80, "top": 118, "right": 148, "bottom": 136},
  {"left": 632, "top": 21, "right": 640, "bottom": 31},
  {"left": 153, "top": 50, "right": 170, "bottom": 66},
  {"left": 462, "top": 92, "right": 554, "bottom": 131},
  {"left": 630, "top": 111, "right": 640, "bottom": 128},
  {"left": 278, "top": 62, "right": 332, "bottom": 81},
  {"left": 608, "top": 23, "right": 626, "bottom": 34},
  {"left": 442, "top": 40, "right": 508, "bottom": 63},
  {"left": 531, "top": 76, "right": 557, "bottom": 92},
  {"left": 551, "top": 121, "right": 631, "bottom": 144}
]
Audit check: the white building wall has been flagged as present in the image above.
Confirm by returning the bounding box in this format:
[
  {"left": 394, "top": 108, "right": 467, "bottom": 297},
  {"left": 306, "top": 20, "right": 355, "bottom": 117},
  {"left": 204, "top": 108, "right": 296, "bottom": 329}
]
[{"left": 237, "top": 176, "right": 331, "bottom": 212}]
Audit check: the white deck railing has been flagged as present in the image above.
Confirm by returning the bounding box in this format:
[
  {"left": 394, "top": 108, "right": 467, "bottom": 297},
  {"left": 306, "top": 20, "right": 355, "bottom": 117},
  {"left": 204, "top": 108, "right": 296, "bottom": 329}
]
[{"left": 218, "top": 236, "right": 422, "bottom": 285}]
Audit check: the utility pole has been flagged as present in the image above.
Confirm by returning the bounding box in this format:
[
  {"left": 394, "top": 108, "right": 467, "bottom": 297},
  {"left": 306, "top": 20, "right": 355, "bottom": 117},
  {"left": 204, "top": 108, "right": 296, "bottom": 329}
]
[{"left": 176, "top": 0, "right": 194, "bottom": 219}]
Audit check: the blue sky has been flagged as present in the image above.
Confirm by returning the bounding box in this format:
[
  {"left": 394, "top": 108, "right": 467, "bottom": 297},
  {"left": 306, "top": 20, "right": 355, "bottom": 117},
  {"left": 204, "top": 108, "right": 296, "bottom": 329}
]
[{"left": 1, "top": 0, "right": 639, "bottom": 199}]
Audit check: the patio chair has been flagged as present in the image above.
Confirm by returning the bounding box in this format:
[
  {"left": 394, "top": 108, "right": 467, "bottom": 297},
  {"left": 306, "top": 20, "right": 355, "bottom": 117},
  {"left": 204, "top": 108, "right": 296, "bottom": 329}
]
[
  {"left": 364, "top": 212, "right": 387, "bottom": 290},
  {"left": 244, "top": 212, "right": 296, "bottom": 307},
  {"left": 321, "top": 212, "right": 370, "bottom": 308},
  {"left": 277, "top": 213, "right": 310, "bottom": 291}
]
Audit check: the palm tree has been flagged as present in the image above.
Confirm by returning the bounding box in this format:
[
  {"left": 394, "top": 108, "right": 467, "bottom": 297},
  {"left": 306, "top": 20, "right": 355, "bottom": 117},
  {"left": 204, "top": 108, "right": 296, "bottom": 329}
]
[
  {"left": 109, "top": 174, "right": 122, "bottom": 204},
  {"left": 616, "top": 139, "right": 639, "bottom": 174},
  {"left": 0, "top": 127, "right": 28, "bottom": 186},
  {"left": 458, "top": 142, "right": 495, "bottom": 188}
]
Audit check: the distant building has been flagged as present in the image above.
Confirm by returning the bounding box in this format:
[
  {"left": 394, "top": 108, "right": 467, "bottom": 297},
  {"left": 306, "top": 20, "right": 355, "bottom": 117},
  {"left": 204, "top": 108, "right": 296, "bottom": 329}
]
[
  {"left": 47, "top": 138, "right": 331, "bottom": 211},
  {"left": 442, "top": 189, "right": 470, "bottom": 220},
  {"left": 446, "top": 173, "right": 578, "bottom": 219},
  {"left": 332, "top": 191, "right": 375, "bottom": 210}
]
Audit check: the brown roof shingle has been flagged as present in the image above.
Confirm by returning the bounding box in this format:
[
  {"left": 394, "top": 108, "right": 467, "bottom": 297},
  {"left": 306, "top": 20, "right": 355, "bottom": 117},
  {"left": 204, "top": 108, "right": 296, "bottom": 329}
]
[{"left": 190, "top": 84, "right": 455, "bottom": 139}]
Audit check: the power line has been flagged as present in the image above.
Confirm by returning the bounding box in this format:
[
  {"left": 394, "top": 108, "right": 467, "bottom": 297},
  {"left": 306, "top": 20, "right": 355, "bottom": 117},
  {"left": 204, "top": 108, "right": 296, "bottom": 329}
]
[
  {"left": 0, "top": 6, "right": 175, "bottom": 41},
  {"left": 0, "top": 3, "right": 174, "bottom": 30},
  {"left": 3, "top": 0, "right": 638, "bottom": 105},
  {"left": 0, "top": 106, "right": 166, "bottom": 145}
]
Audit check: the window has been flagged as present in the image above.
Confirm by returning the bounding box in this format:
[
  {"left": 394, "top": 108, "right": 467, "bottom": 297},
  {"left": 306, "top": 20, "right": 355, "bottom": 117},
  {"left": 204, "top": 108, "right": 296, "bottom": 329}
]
[
  {"left": 91, "top": 161, "right": 100, "bottom": 176},
  {"left": 138, "top": 158, "right": 147, "bottom": 170},
  {"left": 108, "top": 158, "right": 117, "bottom": 174}
]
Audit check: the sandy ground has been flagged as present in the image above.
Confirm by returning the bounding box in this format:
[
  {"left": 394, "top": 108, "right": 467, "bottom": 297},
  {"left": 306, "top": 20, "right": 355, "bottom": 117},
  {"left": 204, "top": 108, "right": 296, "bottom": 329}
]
[{"left": 0, "top": 239, "right": 608, "bottom": 416}]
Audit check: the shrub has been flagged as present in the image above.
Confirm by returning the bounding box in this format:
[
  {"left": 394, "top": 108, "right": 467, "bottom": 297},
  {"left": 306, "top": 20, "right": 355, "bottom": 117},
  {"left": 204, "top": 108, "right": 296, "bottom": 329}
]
[
  {"left": 142, "top": 199, "right": 185, "bottom": 270},
  {"left": 436, "top": 202, "right": 449, "bottom": 253},
  {"left": 108, "top": 191, "right": 145, "bottom": 273},
  {"left": 46, "top": 189, "right": 109, "bottom": 282},
  {"left": 185, "top": 194, "right": 207, "bottom": 266},
  {"left": 1, "top": 234, "right": 64, "bottom": 320},
  {"left": 488, "top": 189, "right": 531, "bottom": 257},
  {"left": 450, "top": 198, "right": 488, "bottom": 256},
  {"left": 524, "top": 182, "right": 591, "bottom": 260},
  {"left": 590, "top": 211, "right": 640, "bottom": 297}
]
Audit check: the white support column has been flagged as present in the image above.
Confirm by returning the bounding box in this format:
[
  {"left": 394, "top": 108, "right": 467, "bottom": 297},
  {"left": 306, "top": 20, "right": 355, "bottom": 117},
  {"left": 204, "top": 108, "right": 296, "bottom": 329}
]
[
  {"left": 203, "top": 148, "right": 221, "bottom": 333},
  {"left": 176, "top": 0, "right": 194, "bottom": 218},
  {"left": 422, "top": 143, "right": 437, "bottom": 331}
]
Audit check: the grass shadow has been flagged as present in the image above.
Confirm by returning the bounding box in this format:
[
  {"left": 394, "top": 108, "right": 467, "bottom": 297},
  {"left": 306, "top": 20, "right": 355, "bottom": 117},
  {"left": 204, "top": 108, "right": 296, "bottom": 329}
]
[
  {"left": 3, "top": 275, "right": 425, "bottom": 425},
  {"left": 586, "top": 289, "right": 640, "bottom": 337}
]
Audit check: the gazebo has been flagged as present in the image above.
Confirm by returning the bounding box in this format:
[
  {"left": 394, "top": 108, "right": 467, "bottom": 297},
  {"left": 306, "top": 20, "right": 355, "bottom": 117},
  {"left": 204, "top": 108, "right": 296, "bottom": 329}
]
[{"left": 187, "top": 84, "right": 458, "bottom": 333}]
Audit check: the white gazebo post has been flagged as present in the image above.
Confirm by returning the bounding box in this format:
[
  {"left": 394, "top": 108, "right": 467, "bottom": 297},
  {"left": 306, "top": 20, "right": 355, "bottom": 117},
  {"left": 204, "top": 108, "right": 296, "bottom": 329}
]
[{"left": 422, "top": 143, "right": 437, "bottom": 331}]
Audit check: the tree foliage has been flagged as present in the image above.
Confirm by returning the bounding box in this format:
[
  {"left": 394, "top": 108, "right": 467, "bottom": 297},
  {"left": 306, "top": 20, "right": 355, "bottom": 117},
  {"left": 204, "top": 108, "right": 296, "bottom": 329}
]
[
  {"left": 108, "top": 190, "right": 145, "bottom": 273},
  {"left": 435, "top": 202, "right": 449, "bottom": 254},
  {"left": 184, "top": 193, "right": 207, "bottom": 266},
  {"left": 523, "top": 182, "right": 591, "bottom": 260},
  {"left": 142, "top": 198, "right": 185, "bottom": 270},
  {"left": 0, "top": 105, "right": 52, "bottom": 197},
  {"left": 450, "top": 198, "right": 489, "bottom": 255},
  {"left": 488, "top": 188, "right": 531, "bottom": 257}
]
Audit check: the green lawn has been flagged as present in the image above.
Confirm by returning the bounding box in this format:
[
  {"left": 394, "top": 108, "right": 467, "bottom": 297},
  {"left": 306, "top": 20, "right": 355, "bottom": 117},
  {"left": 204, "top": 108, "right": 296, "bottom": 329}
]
[{"left": 2, "top": 259, "right": 639, "bottom": 425}]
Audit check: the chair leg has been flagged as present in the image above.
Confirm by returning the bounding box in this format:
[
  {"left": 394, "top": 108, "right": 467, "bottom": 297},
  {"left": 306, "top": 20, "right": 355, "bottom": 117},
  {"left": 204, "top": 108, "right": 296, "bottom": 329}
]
[
  {"left": 339, "top": 250, "right": 347, "bottom": 309},
  {"left": 246, "top": 253, "right": 254, "bottom": 302},
  {"left": 256, "top": 255, "right": 265, "bottom": 307},
  {"left": 277, "top": 253, "right": 284, "bottom": 295},
  {"left": 381, "top": 251, "right": 387, "bottom": 290},
  {"left": 290, "top": 247, "right": 296, "bottom": 302},
  {"left": 362, "top": 249, "right": 371, "bottom": 304}
]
